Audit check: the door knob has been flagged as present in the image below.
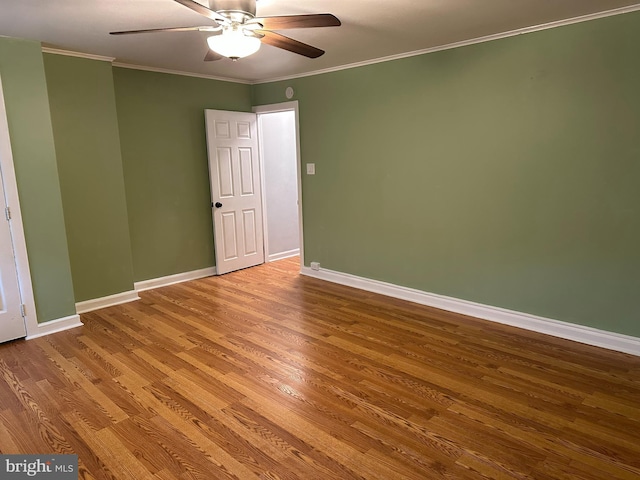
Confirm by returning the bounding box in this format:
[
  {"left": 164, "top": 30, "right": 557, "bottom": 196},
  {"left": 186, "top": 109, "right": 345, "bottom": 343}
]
[{"left": 214, "top": 202, "right": 223, "bottom": 208}]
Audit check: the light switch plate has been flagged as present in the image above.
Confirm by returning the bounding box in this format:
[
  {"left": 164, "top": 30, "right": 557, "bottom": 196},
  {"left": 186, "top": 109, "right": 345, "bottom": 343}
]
[{"left": 306, "top": 163, "right": 316, "bottom": 175}]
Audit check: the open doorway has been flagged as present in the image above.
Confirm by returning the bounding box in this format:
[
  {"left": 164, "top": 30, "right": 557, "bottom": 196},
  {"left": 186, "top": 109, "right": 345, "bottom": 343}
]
[
  {"left": 255, "top": 102, "right": 303, "bottom": 268},
  {"left": 205, "top": 102, "right": 302, "bottom": 275}
]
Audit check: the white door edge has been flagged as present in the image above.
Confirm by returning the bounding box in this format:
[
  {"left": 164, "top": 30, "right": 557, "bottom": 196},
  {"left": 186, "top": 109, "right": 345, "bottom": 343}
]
[
  {"left": 0, "top": 75, "right": 39, "bottom": 336},
  {"left": 255, "top": 115, "right": 270, "bottom": 262},
  {"left": 253, "top": 101, "right": 304, "bottom": 269}
]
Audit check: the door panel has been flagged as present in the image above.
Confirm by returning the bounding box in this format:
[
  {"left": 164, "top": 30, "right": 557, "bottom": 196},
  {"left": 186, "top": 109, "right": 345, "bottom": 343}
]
[
  {"left": 221, "top": 212, "right": 238, "bottom": 260},
  {"left": 242, "top": 209, "right": 258, "bottom": 255},
  {"left": 214, "top": 120, "right": 230, "bottom": 138},
  {"left": 216, "top": 147, "right": 234, "bottom": 197},
  {"left": 205, "top": 110, "right": 264, "bottom": 275},
  {"left": 236, "top": 121, "right": 251, "bottom": 139},
  {"left": 239, "top": 148, "right": 255, "bottom": 195}
]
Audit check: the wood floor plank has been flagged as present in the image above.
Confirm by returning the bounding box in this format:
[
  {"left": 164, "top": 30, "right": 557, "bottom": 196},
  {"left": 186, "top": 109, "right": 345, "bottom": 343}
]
[
  {"left": 0, "top": 257, "right": 639, "bottom": 479},
  {"left": 0, "top": 410, "right": 22, "bottom": 452}
]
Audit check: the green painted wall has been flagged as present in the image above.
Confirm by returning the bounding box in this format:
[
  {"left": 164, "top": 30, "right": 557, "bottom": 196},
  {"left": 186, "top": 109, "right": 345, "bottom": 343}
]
[
  {"left": 113, "top": 67, "right": 252, "bottom": 281},
  {"left": 44, "top": 54, "right": 135, "bottom": 302},
  {"left": 253, "top": 11, "right": 640, "bottom": 337},
  {"left": 0, "top": 37, "right": 76, "bottom": 322}
]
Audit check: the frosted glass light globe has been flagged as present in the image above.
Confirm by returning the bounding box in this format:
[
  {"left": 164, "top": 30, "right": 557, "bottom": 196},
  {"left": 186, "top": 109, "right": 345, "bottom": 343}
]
[{"left": 207, "top": 28, "right": 261, "bottom": 60}]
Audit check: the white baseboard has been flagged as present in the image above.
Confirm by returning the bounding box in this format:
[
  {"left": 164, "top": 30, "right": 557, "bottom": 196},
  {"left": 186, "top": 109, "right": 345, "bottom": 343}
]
[
  {"left": 134, "top": 266, "right": 216, "bottom": 292},
  {"left": 75, "top": 290, "right": 140, "bottom": 314},
  {"left": 73, "top": 267, "right": 216, "bottom": 316},
  {"left": 268, "top": 249, "right": 300, "bottom": 262},
  {"left": 28, "top": 267, "right": 217, "bottom": 340},
  {"left": 301, "top": 266, "right": 640, "bottom": 357},
  {"left": 26, "top": 314, "right": 83, "bottom": 340}
]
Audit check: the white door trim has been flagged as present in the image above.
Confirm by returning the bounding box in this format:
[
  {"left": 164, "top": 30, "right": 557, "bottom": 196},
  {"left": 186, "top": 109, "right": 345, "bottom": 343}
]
[
  {"left": 0, "top": 75, "right": 39, "bottom": 336},
  {"left": 253, "top": 101, "right": 304, "bottom": 268}
]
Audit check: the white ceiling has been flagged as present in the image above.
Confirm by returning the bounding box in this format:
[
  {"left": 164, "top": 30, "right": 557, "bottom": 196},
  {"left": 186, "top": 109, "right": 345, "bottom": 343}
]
[{"left": 0, "top": 0, "right": 638, "bottom": 84}]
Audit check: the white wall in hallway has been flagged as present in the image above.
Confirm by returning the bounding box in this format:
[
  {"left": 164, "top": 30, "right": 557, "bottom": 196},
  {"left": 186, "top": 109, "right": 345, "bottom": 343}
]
[{"left": 259, "top": 111, "right": 300, "bottom": 260}]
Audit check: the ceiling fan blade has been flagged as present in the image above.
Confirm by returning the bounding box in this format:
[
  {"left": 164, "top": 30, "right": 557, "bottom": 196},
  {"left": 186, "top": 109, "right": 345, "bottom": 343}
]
[
  {"left": 257, "top": 31, "right": 324, "bottom": 58},
  {"left": 172, "top": 0, "right": 228, "bottom": 24},
  {"left": 204, "top": 50, "right": 224, "bottom": 62},
  {"left": 110, "top": 26, "right": 210, "bottom": 35},
  {"left": 251, "top": 13, "right": 341, "bottom": 30}
]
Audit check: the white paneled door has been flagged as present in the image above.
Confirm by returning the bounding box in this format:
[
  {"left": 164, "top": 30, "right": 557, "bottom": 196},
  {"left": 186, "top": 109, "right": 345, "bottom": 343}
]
[
  {"left": 205, "top": 110, "right": 265, "bottom": 275},
  {"left": 0, "top": 166, "right": 26, "bottom": 343}
]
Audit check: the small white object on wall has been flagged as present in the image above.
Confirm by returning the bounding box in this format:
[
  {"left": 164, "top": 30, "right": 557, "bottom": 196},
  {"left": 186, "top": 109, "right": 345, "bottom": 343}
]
[{"left": 285, "top": 87, "right": 294, "bottom": 99}]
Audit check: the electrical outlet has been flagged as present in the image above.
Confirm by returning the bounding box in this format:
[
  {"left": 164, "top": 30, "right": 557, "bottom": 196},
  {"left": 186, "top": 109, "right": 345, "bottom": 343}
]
[
  {"left": 306, "top": 163, "right": 316, "bottom": 175},
  {"left": 310, "top": 262, "right": 320, "bottom": 271}
]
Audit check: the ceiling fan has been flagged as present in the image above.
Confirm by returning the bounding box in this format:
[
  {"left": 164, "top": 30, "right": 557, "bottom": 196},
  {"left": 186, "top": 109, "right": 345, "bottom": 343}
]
[{"left": 110, "top": 0, "right": 341, "bottom": 61}]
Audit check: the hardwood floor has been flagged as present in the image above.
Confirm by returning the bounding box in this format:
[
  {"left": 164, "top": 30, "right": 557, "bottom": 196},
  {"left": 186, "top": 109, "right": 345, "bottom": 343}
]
[{"left": 1, "top": 257, "right": 639, "bottom": 479}]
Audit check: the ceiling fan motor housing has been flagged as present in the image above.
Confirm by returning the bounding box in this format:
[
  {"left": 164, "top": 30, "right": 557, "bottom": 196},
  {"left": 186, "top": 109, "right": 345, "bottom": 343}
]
[{"left": 209, "top": 0, "right": 256, "bottom": 19}]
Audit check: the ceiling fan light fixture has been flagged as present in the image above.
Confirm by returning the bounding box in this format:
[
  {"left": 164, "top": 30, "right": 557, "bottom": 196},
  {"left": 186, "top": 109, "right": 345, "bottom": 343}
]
[{"left": 207, "top": 27, "right": 261, "bottom": 60}]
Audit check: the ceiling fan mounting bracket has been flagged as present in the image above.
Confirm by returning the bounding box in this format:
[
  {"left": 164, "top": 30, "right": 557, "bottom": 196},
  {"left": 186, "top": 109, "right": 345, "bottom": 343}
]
[
  {"left": 222, "top": 23, "right": 264, "bottom": 39},
  {"left": 209, "top": 0, "right": 256, "bottom": 21}
]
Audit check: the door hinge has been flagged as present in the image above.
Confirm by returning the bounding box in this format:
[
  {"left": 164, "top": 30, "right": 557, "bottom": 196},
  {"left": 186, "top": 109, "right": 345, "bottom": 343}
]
[
  {"left": 4, "top": 206, "right": 10, "bottom": 221},
  {"left": 20, "top": 304, "right": 26, "bottom": 317}
]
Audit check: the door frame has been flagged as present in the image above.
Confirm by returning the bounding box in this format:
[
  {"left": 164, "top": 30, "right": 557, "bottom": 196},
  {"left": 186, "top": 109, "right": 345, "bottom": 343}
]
[
  {"left": 253, "top": 101, "right": 304, "bottom": 269},
  {"left": 0, "top": 75, "right": 38, "bottom": 336}
]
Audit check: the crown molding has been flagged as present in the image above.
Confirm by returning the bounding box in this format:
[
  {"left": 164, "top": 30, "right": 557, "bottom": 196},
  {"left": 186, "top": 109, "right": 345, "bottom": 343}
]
[
  {"left": 40, "top": 47, "right": 250, "bottom": 84},
  {"left": 254, "top": 3, "right": 640, "bottom": 84},
  {"left": 41, "top": 46, "right": 115, "bottom": 62},
  {"left": 111, "top": 62, "right": 253, "bottom": 84}
]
